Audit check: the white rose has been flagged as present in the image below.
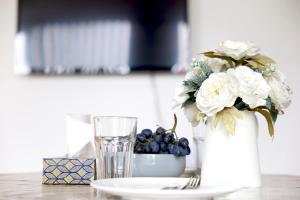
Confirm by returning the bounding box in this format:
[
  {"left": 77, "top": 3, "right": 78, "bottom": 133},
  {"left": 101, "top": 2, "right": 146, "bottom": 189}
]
[
  {"left": 218, "top": 40, "right": 260, "bottom": 60},
  {"left": 264, "top": 69, "right": 292, "bottom": 112},
  {"left": 196, "top": 73, "right": 238, "bottom": 116},
  {"left": 227, "top": 66, "right": 271, "bottom": 108},
  {"left": 183, "top": 103, "right": 205, "bottom": 127},
  {"left": 204, "top": 58, "right": 229, "bottom": 72}
]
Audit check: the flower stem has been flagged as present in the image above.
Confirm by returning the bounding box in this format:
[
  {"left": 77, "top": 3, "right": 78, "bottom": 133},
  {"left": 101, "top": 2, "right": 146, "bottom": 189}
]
[{"left": 171, "top": 114, "right": 178, "bottom": 140}]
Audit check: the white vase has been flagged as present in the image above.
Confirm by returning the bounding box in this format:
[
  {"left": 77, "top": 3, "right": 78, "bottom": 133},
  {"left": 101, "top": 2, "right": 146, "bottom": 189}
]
[{"left": 200, "top": 111, "right": 261, "bottom": 188}]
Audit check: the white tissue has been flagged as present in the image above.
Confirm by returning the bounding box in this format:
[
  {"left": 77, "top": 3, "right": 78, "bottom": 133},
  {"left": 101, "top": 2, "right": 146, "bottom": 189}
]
[{"left": 66, "top": 114, "right": 95, "bottom": 158}]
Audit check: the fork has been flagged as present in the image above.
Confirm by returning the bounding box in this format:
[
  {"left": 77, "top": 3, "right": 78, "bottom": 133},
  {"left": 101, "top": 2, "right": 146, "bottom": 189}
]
[{"left": 161, "top": 176, "right": 201, "bottom": 190}]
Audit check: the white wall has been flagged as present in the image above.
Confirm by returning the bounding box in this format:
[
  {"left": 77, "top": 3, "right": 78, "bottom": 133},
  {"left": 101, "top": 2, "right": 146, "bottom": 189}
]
[{"left": 0, "top": 0, "right": 299, "bottom": 175}]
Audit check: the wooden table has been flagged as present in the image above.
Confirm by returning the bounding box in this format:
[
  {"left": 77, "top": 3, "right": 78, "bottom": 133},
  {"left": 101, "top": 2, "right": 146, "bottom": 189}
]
[{"left": 0, "top": 173, "right": 300, "bottom": 199}]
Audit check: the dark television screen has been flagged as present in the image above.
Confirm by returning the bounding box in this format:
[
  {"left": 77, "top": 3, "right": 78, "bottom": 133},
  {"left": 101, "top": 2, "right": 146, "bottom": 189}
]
[{"left": 15, "top": 0, "right": 189, "bottom": 75}]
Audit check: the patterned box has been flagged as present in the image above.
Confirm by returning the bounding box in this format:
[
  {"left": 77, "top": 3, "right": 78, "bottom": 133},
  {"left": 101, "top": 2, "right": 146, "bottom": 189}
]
[{"left": 42, "top": 158, "right": 96, "bottom": 185}]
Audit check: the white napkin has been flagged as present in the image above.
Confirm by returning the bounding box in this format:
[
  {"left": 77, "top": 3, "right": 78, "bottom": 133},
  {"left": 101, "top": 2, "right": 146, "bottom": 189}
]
[{"left": 66, "top": 114, "right": 95, "bottom": 158}]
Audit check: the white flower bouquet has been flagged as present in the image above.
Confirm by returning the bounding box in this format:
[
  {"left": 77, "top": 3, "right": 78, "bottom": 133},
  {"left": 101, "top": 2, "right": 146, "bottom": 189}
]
[{"left": 174, "top": 40, "right": 292, "bottom": 136}]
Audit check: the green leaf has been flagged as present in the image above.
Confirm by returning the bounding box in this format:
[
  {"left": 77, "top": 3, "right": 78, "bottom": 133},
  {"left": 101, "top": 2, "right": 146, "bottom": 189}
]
[
  {"left": 252, "top": 54, "right": 276, "bottom": 65},
  {"left": 245, "top": 60, "right": 259, "bottom": 68},
  {"left": 181, "top": 97, "right": 196, "bottom": 108},
  {"left": 235, "top": 59, "right": 248, "bottom": 66},
  {"left": 233, "top": 97, "right": 249, "bottom": 110},
  {"left": 269, "top": 109, "right": 278, "bottom": 123},
  {"left": 253, "top": 107, "right": 274, "bottom": 138},
  {"left": 263, "top": 97, "right": 278, "bottom": 123},
  {"left": 213, "top": 113, "right": 221, "bottom": 128},
  {"left": 213, "top": 107, "right": 243, "bottom": 135},
  {"left": 202, "top": 51, "right": 235, "bottom": 67},
  {"left": 244, "top": 54, "right": 276, "bottom": 72},
  {"left": 228, "top": 107, "right": 243, "bottom": 119},
  {"left": 222, "top": 110, "right": 236, "bottom": 135},
  {"left": 202, "top": 51, "right": 215, "bottom": 57}
]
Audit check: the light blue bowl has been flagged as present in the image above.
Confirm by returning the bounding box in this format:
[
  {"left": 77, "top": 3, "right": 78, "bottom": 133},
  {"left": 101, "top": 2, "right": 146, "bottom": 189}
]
[{"left": 133, "top": 154, "right": 186, "bottom": 177}]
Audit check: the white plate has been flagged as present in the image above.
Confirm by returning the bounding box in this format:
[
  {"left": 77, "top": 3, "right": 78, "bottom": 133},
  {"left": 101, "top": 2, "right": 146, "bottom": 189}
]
[{"left": 91, "top": 177, "right": 241, "bottom": 200}]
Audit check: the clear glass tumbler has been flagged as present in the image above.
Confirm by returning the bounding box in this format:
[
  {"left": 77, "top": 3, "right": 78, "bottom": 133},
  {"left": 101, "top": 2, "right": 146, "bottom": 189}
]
[{"left": 93, "top": 116, "right": 137, "bottom": 179}]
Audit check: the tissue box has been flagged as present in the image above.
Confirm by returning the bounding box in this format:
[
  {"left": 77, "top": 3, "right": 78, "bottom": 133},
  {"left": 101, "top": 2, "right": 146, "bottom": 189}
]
[{"left": 42, "top": 158, "right": 96, "bottom": 185}]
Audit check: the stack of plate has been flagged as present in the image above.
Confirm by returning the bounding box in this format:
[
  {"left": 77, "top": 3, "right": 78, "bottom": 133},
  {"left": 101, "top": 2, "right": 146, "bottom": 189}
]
[{"left": 91, "top": 177, "right": 241, "bottom": 199}]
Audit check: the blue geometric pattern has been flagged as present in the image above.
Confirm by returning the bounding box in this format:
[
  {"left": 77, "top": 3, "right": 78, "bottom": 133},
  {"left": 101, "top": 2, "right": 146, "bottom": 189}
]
[{"left": 42, "top": 158, "right": 96, "bottom": 185}]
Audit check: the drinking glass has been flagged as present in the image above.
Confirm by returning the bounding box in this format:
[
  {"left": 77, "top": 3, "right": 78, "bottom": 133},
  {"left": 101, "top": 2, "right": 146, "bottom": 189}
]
[
  {"left": 192, "top": 125, "right": 206, "bottom": 173},
  {"left": 93, "top": 116, "right": 137, "bottom": 179}
]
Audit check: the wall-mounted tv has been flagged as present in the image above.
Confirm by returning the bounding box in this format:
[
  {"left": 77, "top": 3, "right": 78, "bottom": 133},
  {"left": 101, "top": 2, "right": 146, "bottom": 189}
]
[{"left": 15, "top": 0, "right": 189, "bottom": 75}]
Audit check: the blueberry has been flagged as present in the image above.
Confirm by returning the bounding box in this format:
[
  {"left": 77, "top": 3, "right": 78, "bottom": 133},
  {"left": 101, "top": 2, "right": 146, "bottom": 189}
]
[
  {"left": 186, "top": 146, "right": 191, "bottom": 155},
  {"left": 177, "top": 145, "right": 191, "bottom": 156},
  {"left": 134, "top": 143, "right": 144, "bottom": 153},
  {"left": 167, "top": 143, "right": 175, "bottom": 154},
  {"left": 141, "top": 129, "right": 152, "bottom": 139},
  {"left": 155, "top": 127, "right": 165, "bottom": 135},
  {"left": 160, "top": 142, "right": 167, "bottom": 152},
  {"left": 178, "top": 146, "right": 188, "bottom": 156},
  {"left": 170, "top": 136, "right": 175, "bottom": 143},
  {"left": 173, "top": 145, "right": 181, "bottom": 156},
  {"left": 159, "top": 150, "right": 169, "bottom": 154},
  {"left": 179, "top": 137, "right": 189, "bottom": 148},
  {"left": 137, "top": 133, "right": 147, "bottom": 143},
  {"left": 154, "top": 134, "right": 163, "bottom": 143},
  {"left": 149, "top": 141, "right": 160, "bottom": 153},
  {"left": 144, "top": 144, "right": 152, "bottom": 153},
  {"left": 163, "top": 133, "right": 175, "bottom": 143},
  {"left": 161, "top": 133, "right": 167, "bottom": 140}
]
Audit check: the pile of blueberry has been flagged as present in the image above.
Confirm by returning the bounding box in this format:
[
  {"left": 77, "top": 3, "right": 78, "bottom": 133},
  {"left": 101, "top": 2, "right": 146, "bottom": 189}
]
[{"left": 134, "top": 127, "right": 191, "bottom": 157}]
